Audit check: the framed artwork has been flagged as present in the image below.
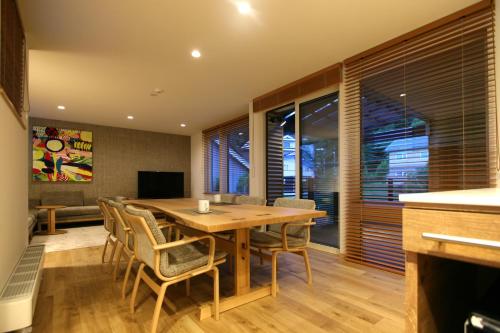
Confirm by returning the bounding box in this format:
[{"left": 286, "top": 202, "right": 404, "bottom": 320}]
[{"left": 32, "top": 126, "right": 93, "bottom": 182}]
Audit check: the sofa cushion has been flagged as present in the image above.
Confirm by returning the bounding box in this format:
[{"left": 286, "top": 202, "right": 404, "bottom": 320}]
[
  {"left": 37, "top": 206, "right": 101, "bottom": 219},
  {"left": 41, "top": 191, "right": 84, "bottom": 207},
  {"left": 29, "top": 199, "right": 41, "bottom": 209},
  {"left": 84, "top": 197, "right": 98, "bottom": 206}
]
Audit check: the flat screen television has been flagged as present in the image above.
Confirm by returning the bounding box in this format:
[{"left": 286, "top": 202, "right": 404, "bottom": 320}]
[{"left": 138, "top": 171, "right": 184, "bottom": 199}]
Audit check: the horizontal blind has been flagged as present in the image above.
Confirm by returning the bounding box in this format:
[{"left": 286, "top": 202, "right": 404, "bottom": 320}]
[
  {"left": 1, "top": 0, "right": 25, "bottom": 116},
  {"left": 203, "top": 116, "right": 250, "bottom": 194},
  {"left": 344, "top": 7, "right": 496, "bottom": 273}
]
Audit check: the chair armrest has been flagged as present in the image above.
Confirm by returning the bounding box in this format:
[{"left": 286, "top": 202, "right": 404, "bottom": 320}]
[
  {"left": 280, "top": 221, "right": 315, "bottom": 250},
  {"left": 153, "top": 235, "right": 216, "bottom": 267}
]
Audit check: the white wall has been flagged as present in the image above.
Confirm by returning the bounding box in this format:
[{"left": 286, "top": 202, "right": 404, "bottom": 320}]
[
  {"left": 190, "top": 132, "right": 206, "bottom": 199},
  {"left": 0, "top": 101, "right": 28, "bottom": 289}
]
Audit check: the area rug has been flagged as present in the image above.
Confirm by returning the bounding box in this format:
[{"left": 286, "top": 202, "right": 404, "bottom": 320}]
[{"left": 30, "top": 225, "right": 107, "bottom": 252}]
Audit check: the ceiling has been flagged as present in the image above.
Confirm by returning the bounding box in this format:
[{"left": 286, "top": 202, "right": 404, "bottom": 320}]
[{"left": 18, "top": 0, "right": 479, "bottom": 135}]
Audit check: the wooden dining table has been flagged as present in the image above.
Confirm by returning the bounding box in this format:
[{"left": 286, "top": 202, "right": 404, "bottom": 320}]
[{"left": 125, "top": 198, "right": 326, "bottom": 319}]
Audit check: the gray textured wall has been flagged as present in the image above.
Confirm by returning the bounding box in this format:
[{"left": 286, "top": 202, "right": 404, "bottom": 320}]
[{"left": 29, "top": 117, "right": 191, "bottom": 200}]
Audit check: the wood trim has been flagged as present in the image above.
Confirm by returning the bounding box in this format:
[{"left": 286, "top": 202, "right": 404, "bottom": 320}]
[
  {"left": 202, "top": 113, "right": 248, "bottom": 134},
  {"left": 252, "top": 63, "right": 342, "bottom": 113},
  {"left": 343, "top": 0, "right": 492, "bottom": 65},
  {"left": 0, "top": 89, "right": 25, "bottom": 129}
]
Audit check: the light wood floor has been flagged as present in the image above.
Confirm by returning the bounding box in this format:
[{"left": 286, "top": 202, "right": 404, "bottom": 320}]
[{"left": 32, "top": 246, "right": 405, "bottom": 333}]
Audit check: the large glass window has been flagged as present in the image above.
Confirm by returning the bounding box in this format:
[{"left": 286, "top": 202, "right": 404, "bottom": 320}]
[
  {"left": 266, "top": 104, "right": 295, "bottom": 205},
  {"left": 204, "top": 117, "right": 249, "bottom": 194},
  {"left": 227, "top": 123, "right": 250, "bottom": 194},
  {"left": 300, "top": 93, "right": 339, "bottom": 247}
]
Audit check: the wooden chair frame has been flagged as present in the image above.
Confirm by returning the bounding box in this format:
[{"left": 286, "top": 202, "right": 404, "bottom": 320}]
[
  {"left": 123, "top": 208, "right": 225, "bottom": 333},
  {"left": 98, "top": 200, "right": 118, "bottom": 267},
  {"left": 253, "top": 220, "right": 316, "bottom": 297}
]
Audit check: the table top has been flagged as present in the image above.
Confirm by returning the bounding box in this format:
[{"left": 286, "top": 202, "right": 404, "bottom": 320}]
[
  {"left": 399, "top": 188, "right": 500, "bottom": 207},
  {"left": 125, "top": 198, "right": 326, "bottom": 233},
  {"left": 35, "top": 205, "right": 67, "bottom": 209}
]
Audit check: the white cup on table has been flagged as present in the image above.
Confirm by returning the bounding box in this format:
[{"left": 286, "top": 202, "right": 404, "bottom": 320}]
[
  {"left": 213, "top": 194, "right": 221, "bottom": 203},
  {"left": 198, "top": 199, "right": 210, "bottom": 213}
]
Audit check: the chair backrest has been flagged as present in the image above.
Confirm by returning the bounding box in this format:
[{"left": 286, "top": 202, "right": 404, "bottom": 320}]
[
  {"left": 235, "top": 195, "right": 266, "bottom": 206},
  {"left": 97, "top": 197, "right": 114, "bottom": 233},
  {"left": 220, "top": 193, "right": 236, "bottom": 204},
  {"left": 268, "top": 198, "right": 316, "bottom": 239},
  {"left": 123, "top": 205, "right": 167, "bottom": 270},
  {"left": 108, "top": 200, "right": 131, "bottom": 248}
]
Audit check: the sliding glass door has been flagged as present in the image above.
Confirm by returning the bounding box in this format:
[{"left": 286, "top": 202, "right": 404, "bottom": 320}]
[
  {"left": 299, "top": 93, "right": 339, "bottom": 248},
  {"left": 266, "top": 104, "right": 296, "bottom": 206}
]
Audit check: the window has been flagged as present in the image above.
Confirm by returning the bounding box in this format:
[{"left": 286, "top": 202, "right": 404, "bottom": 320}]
[
  {"left": 203, "top": 116, "right": 249, "bottom": 194},
  {"left": 344, "top": 7, "right": 496, "bottom": 273},
  {"left": 1, "top": 0, "right": 26, "bottom": 116},
  {"left": 299, "top": 92, "right": 339, "bottom": 248},
  {"left": 266, "top": 104, "right": 295, "bottom": 206}
]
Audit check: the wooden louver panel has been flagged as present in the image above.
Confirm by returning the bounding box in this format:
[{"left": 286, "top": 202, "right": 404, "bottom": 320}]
[
  {"left": 253, "top": 63, "right": 342, "bottom": 113},
  {"left": 203, "top": 115, "right": 250, "bottom": 194},
  {"left": 343, "top": 7, "right": 497, "bottom": 273},
  {"left": 1, "top": 0, "right": 25, "bottom": 116}
]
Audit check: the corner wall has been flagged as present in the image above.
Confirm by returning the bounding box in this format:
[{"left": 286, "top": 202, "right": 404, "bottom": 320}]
[
  {"left": 0, "top": 102, "right": 28, "bottom": 289},
  {"left": 29, "top": 117, "right": 191, "bottom": 200}
]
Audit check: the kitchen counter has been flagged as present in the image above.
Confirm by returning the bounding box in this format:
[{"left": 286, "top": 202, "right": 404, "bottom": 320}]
[{"left": 399, "top": 188, "right": 500, "bottom": 207}]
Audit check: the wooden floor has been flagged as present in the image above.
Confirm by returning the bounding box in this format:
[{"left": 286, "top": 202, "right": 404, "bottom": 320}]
[{"left": 32, "top": 246, "right": 405, "bottom": 333}]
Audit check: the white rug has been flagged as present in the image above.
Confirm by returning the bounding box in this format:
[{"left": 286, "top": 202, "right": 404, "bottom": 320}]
[{"left": 31, "top": 225, "right": 107, "bottom": 252}]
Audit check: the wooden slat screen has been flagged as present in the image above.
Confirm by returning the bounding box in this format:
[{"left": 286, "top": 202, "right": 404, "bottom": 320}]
[
  {"left": 266, "top": 104, "right": 295, "bottom": 206},
  {"left": 343, "top": 7, "right": 497, "bottom": 273},
  {"left": 203, "top": 115, "right": 250, "bottom": 194},
  {"left": 253, "top": 63, "right": 342, "bottom": 113},
  {"left": 1, "top": 0, "right": 26, "bottom": 116}
]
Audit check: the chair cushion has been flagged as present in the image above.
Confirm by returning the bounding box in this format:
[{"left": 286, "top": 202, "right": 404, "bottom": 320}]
[
  {"left": 250, "top": 229, "right": 306, "bottom": 248},
  {"left": 37, "top": 206, "right": 101, "bottom": 219},
  {"left": 268, "top": 198, "right": 315, "bottom": 237},
  {"left": 41, "top": 191, "right": 84, "bottom": 207},
  {"left": 160, "top": 242, "right": 226, "bottom": 278}
]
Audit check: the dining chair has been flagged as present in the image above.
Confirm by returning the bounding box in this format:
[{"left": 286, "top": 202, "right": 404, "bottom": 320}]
[
  {"left": 234, "top": 195, "right": 267, "bottom": 206},
  {"left": 250, "top": 197, "right": 316, "bottom": 297},
  {"left": 107, "top": 200, "right": 136, "bottom": 285},
  {"left": 123, "top": 205, "right": 227, "bottom": 333},
  {"left": 97, "top": 198, "right": 118, "bottom": 266},
  {"left": 220, "top": 193, "right": 237, "bottom": 203}
]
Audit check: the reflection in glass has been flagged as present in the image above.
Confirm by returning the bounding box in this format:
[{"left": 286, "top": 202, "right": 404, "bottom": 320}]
[
  {"left": 300, "top": 93, "right": 339, "bottom": 248},
  {"left": 227, "top": 124, "right": 250, "bottom": 194},
  {"left": 266, "top": 104, "right": 296, "bottom": 206}
]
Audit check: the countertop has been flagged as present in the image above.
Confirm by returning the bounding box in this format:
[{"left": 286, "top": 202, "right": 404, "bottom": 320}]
[{"left": 399, "top": 188, "right": 500, "bottom": 207}]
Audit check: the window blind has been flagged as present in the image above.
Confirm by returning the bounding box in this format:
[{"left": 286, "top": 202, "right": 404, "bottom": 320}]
[
  {"left": 203, "top": 115, "right": 250, "bottom": 194},
  {"left": 266, "top": 104, "right": 295, "bottom": 206},
  {"left": 1, "top": 0, "right": 26, "bottom": 116},
  {"left": 343, "top": 7, "right": 497, "bottom": 273}
]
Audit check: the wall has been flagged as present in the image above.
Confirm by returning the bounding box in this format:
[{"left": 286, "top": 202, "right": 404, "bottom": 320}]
[
  {"left": 29, "top": 117, "right": 191, "bottom": 200},
  {"left": 0, "top": 101, "right": 28, "bottom": 289},
  {"left": 190, "top": 131, "right": 205, "bottom": 199}
]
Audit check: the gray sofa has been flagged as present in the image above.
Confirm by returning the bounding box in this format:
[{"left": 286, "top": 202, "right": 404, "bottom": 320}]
[{"left": 28, "top": 191, "right": 103, "bottom": 235}]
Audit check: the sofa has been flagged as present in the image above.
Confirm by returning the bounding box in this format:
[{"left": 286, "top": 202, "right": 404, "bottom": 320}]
[{"left": 28, "top": 191, "right": 103, "bottom": 235}]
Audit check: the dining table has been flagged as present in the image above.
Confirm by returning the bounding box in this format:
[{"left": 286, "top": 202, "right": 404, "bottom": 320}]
[{"left": 125, "top": 198, "right": 326, "bottom": 319}]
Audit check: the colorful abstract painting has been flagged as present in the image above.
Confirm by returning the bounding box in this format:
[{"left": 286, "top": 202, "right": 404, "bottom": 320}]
[{"left": 32, "top": 126, "right": 93, "bottom": 182}]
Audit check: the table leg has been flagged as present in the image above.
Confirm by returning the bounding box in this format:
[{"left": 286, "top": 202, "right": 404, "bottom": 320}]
[
  {"left": 198, "top": 227, "right": 271, "bottom": 320},
  {"left": 48, "top": 208, "right": 56, "bottom": 234},
  {"left": 234, "top": 228, "right": 251, "bottom": 295}
]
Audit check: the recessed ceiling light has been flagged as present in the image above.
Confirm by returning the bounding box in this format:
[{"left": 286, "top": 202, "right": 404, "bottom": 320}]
[
  {"left": 238, "top": 132, "right": 244, "bottom": 135},
  {"left": 127, "top": 115, "right": 134, "bottom": 120},
  {"left": 180, "top": 123, "right": 187, "bottom": 127},
  {"left": 400, "top": 93, "right": 406, "bottom": 97},
  {"left": 57, "top": 105, "right": 65, "bottom": 110},
  {"left": 237, "top": 2, "right": 252, "bottom": 14},
  {"left": 191, "top": 49, "right": 201, "bottom": 58}
]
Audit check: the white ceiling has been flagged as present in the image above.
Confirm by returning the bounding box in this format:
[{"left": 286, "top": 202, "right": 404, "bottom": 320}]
[{"left": 18, "top": 0, "right": 479, "bottom": 135}]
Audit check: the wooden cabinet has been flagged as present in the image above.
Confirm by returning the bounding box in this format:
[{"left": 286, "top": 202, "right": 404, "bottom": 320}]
[{"left": 402, "top": 203, "right": 500, "bottom": 333}]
